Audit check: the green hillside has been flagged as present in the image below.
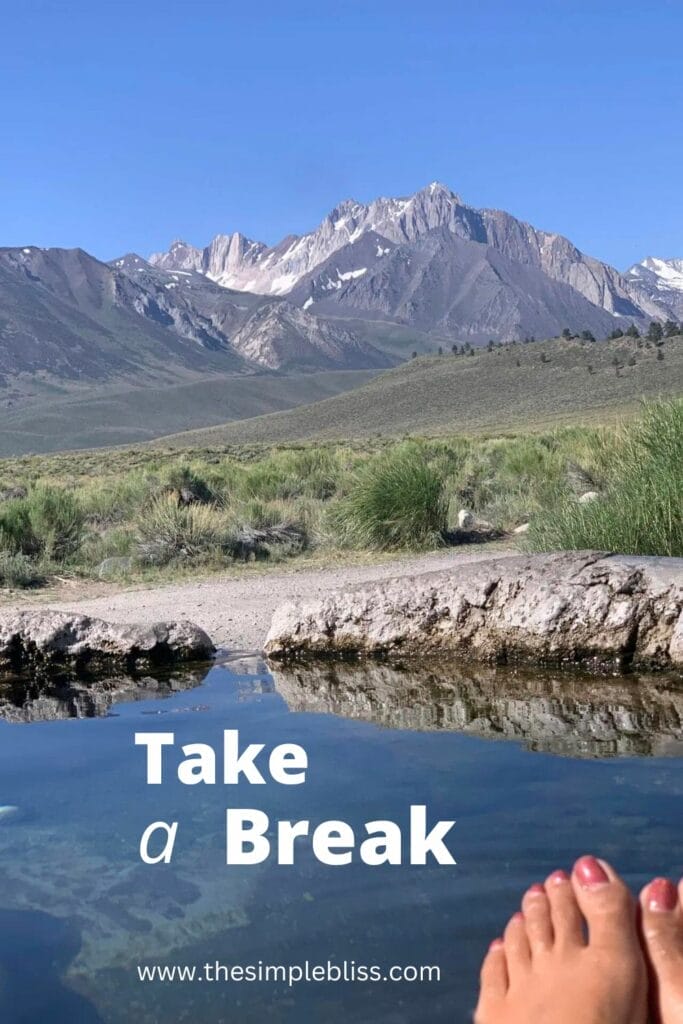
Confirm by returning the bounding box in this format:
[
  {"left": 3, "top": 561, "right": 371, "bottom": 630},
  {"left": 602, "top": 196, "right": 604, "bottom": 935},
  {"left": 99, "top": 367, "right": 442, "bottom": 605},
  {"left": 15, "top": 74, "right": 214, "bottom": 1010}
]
[
  {"left": 0, "top": 369, "right": 378, "bottom": 457},
  {"left": 157, "top": 334, "right": 683, "bottom": 448}
]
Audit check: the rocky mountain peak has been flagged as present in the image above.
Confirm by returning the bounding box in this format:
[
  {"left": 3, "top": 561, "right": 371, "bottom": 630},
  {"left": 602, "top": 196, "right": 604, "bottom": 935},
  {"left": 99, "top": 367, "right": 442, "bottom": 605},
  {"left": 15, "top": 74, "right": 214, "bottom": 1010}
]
[
  {"left": 149, "top": 238, "right": 203, "bottom": 273},
  {"left": 625, "top": 255, "right": 683, "bottom": 319},
  {"left": 146, "top": 184, "right": 675, "bottom": 327}
]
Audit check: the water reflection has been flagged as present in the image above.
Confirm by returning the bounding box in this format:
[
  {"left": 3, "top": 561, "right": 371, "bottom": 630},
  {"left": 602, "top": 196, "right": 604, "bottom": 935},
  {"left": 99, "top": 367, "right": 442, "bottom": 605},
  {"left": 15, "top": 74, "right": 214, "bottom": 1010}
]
[
  {"left": 0, "top": 669, "right": 208, "bottom": 723},
  {"left": 270, "top": 659, "right": 683, "bottom": 758},
  {"left": 3, "top": 658, "right": 682, "bottom": 759},
  {"left": 0, "top": 659, "right": 681, "bottom": 1023}
]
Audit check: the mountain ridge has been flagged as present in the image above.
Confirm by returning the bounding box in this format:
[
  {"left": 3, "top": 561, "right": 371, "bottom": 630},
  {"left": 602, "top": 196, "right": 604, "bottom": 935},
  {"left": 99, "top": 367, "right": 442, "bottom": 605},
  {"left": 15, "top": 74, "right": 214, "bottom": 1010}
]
[{"left": 149, "top": 182, "right": 673, "bottom": 334}]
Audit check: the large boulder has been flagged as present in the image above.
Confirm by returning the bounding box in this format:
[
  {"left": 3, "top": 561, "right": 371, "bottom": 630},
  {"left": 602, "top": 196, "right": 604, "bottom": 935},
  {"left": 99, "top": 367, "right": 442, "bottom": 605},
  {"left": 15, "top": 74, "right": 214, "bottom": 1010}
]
[
  {"left": 265, "top": 552, "right": 683, "bottom": 671},
  {"left": 0, "top": 611, "right": 214, "bottom": 674}
]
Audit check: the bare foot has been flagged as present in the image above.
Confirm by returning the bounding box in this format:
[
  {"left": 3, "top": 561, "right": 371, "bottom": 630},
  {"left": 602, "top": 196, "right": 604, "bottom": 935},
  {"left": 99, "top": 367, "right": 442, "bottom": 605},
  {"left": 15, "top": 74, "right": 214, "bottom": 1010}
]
[
  {"left": 639, "top": 876, "right": 683, "bottom": 1024},
  {"left": 475, "top": 855, "right": 647, "bottom": 1024}
]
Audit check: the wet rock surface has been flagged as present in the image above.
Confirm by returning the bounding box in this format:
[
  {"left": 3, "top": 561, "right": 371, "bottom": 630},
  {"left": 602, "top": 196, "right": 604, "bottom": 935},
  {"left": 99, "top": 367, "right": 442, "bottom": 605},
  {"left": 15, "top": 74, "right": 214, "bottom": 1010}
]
[
  {"left": 0, "top": 610, "right": 215, "bottom": 674},
  {"left": 265, "top": 551, "right": 683, "bottom": 671}
]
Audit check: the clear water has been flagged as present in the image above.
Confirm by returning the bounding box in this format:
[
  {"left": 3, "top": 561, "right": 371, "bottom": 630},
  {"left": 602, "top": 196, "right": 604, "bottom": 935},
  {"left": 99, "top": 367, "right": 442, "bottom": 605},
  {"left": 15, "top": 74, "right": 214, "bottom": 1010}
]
[{"left": 0, "top": 658, "right": 681, "bottom": 1024}]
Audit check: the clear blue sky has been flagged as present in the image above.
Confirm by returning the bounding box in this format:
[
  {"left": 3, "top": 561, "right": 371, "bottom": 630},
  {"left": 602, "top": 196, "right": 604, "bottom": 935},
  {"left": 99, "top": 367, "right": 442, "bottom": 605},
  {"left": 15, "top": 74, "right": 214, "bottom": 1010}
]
[{"left": 1, "top": 0, "right": 680, "bottom": 270}]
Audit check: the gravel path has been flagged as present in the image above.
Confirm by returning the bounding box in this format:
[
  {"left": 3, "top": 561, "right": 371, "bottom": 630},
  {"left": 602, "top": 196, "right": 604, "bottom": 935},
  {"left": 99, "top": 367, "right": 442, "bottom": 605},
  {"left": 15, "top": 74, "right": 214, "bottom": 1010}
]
[{"left": 17, "top": 547, "right": 515, "bottom": 653}]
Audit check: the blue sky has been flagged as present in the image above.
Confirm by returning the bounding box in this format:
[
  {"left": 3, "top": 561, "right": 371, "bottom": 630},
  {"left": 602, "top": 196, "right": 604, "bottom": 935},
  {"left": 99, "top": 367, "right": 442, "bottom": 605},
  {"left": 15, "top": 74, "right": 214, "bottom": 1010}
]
[{"left": 1, "top": 0, "right": 680, "bottom": 270}]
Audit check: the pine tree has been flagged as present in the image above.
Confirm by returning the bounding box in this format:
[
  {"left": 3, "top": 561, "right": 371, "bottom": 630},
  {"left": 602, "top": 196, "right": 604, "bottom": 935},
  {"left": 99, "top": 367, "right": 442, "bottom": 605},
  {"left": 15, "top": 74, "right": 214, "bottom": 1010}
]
[{"left": 647, "top": 321, "right": 664, "bottom": 343}]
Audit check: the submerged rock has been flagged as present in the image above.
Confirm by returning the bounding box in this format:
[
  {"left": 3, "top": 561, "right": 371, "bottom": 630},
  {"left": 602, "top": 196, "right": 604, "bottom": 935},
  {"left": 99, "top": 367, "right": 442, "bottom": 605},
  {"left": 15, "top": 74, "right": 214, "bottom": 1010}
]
[
  {"left": 265, "top": 551, "right": 683, "bottom": 671},
  {"left": 0, "top": 611, "right": 214, "bottom": 674}
]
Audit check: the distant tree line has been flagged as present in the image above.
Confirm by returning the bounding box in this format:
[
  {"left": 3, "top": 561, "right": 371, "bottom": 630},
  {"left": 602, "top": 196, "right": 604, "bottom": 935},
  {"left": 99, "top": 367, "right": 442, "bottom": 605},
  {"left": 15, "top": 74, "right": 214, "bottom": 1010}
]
[{"left": 416, "top": 317, "right": 681, "bottom": 359}]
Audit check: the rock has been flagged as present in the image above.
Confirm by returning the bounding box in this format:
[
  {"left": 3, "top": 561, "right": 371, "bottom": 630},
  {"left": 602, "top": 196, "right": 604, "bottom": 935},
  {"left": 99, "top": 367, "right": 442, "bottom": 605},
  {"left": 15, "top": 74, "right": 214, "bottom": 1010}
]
[
  {"left": 264, "top": 551, "right": 683, "bottom": 672},
  {"left": 96, "top": 556, "right": 133, "bottom": 578},
  {"left": 513, "top": 523, "right": 530, "bottom": 534},
  {"left": 0, "top": 611, "right": 214, "bottom": 674},
  {"left": 579, "top": 490, "right": 600, "bottom": 504},
  {"left": 450, "top": 509, "right": 502, "bottom": 544},
  {"left": 136, "top": 539, "right": 174, "bottom": 566}
]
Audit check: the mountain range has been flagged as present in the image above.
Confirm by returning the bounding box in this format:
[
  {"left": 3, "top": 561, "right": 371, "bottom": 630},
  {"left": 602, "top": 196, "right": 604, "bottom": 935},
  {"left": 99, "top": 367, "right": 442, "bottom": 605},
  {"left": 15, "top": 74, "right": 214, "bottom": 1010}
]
[
  {"left": 0, "top": 182, "right": 680, "bottom": 452},
  {"left": 150, "top": 182, "right": 680, "bottom": 338}
]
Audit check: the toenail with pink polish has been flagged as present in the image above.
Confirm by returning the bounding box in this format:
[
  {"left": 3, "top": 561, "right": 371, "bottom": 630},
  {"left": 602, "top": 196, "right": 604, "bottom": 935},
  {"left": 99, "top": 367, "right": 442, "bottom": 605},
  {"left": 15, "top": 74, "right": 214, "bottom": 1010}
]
[
  {"left": 527, "top": 883, "right": 545, "bottom": 895},
  {"left": 574, "top": 855, "right": 610, "bottom": 887},
  {"left": 647, "top": 877, "right": 678, "bottom": 912},
  {"left": 548, "top": 869, "right": 569, "bottom": 884},
  {"left": 489, "top": 938, "right": 504, "bottom": 950}
]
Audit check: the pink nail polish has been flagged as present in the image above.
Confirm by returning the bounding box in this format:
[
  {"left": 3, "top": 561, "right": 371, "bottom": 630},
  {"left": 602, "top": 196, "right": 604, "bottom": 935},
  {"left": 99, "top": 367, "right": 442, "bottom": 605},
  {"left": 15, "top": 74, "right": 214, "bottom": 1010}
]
[
  {"left": 648, "top": 878, "right": 678, "bottom": 913},
  {"left": 527, "top": 883, "right": 545, "bottom": 895},
  {"left": 489, "top": 938, "right": 504, "bottom": 950},
  {"left": 548, "top": 869, "right": 569, "bottom": 885},
  {"left": 511, "top": 911, "right": 524, "bottom": 922},
  {"left": 574, "top": 855, "right": 610, "bottom": 888}
]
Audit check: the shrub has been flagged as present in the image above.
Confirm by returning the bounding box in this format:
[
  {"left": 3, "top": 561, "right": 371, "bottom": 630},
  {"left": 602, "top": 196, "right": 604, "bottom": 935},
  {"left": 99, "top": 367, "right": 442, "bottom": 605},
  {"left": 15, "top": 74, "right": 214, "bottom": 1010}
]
[
  {"left": 529, "top": 400, "right": 683, "bottom": 556},
  {"left": 79, "top": 470, "right": 156, "bottom": 524},
  {"left": 75, "top": 526, "right": 137, "bottom": 569},
  {"left": 0, "top": 499, "right": 35, "bottom": 555},
  {"left": 0, "top": 485, "right": 84, "bottom": 561},
  {"left": 160, "top": 463, "right": 216, "bottom": 504},
  {"left": 238, "top": 448, "right": 344, "bottom": 502},
  {"left": 26, "top": 485, "right": 85, "bottom": 560},
  {"left": 332, "top": 444, "right": 447, "bottom": 550},
  {"left": 0, "top": 550, "right": 45, "bottom": 588},
  {"left": 137, "top": 497, "right": 237, "bottom": 562}
]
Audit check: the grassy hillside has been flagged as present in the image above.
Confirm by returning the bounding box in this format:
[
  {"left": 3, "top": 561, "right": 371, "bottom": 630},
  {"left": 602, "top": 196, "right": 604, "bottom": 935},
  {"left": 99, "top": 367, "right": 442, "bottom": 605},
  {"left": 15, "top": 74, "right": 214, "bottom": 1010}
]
[
  {"left": 0, "top": 369, "right": 378, "bottom": 457},
  {"left": 0, "top": 400, "right": 680, "bottom": 592},
  {"left": 158, "top": 334, "right": 683, "bottom": 447}
]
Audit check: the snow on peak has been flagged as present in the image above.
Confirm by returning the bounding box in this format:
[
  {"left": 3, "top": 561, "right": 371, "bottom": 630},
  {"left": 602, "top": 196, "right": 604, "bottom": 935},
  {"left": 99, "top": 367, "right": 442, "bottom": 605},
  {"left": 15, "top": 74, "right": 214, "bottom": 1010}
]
[
  {"left": 638, "top": 257, "right": 683, "bottom": 292},
  {"left": 150, "top": 182, "right": 466, "bottom": 296}
]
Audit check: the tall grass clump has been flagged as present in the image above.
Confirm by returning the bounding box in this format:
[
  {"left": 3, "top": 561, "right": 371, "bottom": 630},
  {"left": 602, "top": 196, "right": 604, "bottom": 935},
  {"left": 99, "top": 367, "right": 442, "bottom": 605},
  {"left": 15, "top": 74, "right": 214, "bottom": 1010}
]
[
  {"left": 332, "top": 443, "right": 447, "bottom": 550},
  {"left": 0, "top": 485, "right": 84, "bottom": 561},
  {"left": 137, "top": 497, "right": 236, "bottom": 563},
  {"left": 0, "top": 550, "right": 45, "bottom": 588},
  {"left": 529, "top": 400, "right": 683, "bottom": 556}
]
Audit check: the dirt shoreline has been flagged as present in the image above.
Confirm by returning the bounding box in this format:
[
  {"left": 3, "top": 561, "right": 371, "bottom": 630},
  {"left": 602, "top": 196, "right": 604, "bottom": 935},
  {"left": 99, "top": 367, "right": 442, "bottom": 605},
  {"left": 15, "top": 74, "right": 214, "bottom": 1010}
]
[{"left": 7, "top": 546, "right": 515, "bottom": 653}]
